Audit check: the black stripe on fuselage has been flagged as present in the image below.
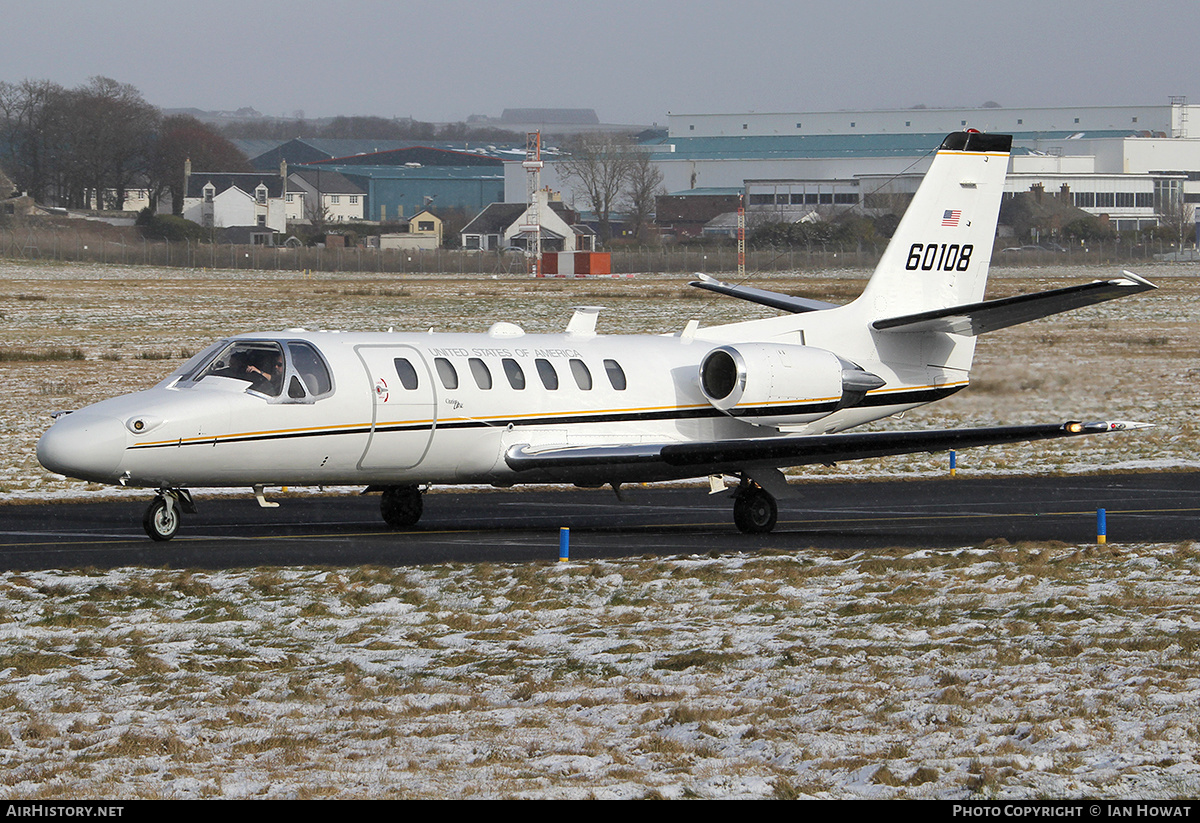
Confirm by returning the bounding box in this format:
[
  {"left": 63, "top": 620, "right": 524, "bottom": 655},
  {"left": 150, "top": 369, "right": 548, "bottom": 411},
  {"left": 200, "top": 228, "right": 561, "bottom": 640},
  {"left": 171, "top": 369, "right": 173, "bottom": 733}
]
[{"left": 123, "top": 385, "right": 963, "bottom": 451}]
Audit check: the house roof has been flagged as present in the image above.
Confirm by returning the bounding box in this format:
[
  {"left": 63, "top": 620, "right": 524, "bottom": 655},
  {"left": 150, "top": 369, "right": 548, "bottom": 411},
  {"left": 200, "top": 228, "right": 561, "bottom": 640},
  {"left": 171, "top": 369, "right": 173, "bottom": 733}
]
[
  {"left": 187, "top": 172, "right": 284, "bottom": 199},
  {"left": 664, "top": 187, "right": 743, "bottom": 197},
  {"left": 311, "top": 145, "right": 503, "bottom": 168},
  {"left": 461, "top": 201, "right": 577, "bottom": 235},
  {"left": 313, "top": 165, "right": 505, "bottom": 183},
  {"left": 288, "top": 168, "right": 365, "bottom": 194},
  {"left": 218, "top": 226, "right": 279, "bottom": 244},
  {"left": 242, "top": 138, "right": 524, "bottom": 170},
  {"left": 461, "top": 203, "right": 526, "bottom": 234}
]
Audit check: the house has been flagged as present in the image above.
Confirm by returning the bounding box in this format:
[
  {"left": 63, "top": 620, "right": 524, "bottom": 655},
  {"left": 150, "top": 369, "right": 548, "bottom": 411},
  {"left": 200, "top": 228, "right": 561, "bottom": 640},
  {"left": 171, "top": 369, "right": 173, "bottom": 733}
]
[
  {"left": 84, "top": 182, "right": 156, "bottom": 213},
  {"left": 378, "top": 208, "right": 444, "bottom": 250},
  {"left": 0, "top": 165, "right": 38, "bottom": 218},
  {"left": 286, "top": 168, "right": 366, "bottom": 223},
  {"left": 182, "top": 166, "right": 287, "bottom": 235},
  {"left": 461, "top": 190, "right": 595, "bottom": 252},
  {"left": 656, "top": 188, "right": 743, "bottom": 239}
]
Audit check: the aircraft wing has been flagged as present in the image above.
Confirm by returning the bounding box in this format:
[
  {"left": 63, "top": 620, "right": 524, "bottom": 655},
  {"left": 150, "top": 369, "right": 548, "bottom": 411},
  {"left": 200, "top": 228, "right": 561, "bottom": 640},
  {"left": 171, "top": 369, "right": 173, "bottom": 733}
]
[
  {"left": 689, "top": 274, "right": 839, "bottom": 314},
  {"left": 872, "top": 272, "right": 1156, "bottom": 336},
  {"left": 505, "top": 420, "right": 1148, "bottom": 477}
]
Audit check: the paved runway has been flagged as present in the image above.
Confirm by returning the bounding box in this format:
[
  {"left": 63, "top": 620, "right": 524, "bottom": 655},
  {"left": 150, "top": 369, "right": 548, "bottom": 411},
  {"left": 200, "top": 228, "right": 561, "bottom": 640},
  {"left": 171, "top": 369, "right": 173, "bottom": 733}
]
[{"left": 0, "top": 472, "right": 1195, "bottom": 570}]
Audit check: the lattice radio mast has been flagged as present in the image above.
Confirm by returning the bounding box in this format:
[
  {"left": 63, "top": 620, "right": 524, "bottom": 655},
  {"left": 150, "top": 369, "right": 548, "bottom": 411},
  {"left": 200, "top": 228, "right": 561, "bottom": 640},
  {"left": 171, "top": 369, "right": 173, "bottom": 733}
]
[
  {"left": 737, "top": 194, "right": 746, "bottom": 278},
  {"left": 522, "top": 131, "right": 543, "bottom": 277}
]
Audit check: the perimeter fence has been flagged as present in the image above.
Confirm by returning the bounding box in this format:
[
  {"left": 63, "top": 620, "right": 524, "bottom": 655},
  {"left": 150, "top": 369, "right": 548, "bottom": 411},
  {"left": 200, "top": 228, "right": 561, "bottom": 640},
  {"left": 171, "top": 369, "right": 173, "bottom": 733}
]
[{"left": 0, "top": 226, "right": 1187, "bottom": 275}]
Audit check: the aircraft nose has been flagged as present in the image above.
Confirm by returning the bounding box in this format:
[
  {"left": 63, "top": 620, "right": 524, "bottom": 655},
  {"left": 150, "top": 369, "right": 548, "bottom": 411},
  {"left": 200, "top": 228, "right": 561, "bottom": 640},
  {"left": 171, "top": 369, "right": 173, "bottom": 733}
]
[{"left": 37, "top": 412, "right": 128, "bottom": 483}]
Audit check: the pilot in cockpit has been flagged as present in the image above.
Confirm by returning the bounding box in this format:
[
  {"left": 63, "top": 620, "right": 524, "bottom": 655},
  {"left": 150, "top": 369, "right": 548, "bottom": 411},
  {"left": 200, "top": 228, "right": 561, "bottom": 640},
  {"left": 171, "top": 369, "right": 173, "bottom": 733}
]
[
  {"left": 211, "top": 347, "right": 284, "bottom": 397},
  {"left": 245, "top": 352, "right": 284, "bottom": 396}
]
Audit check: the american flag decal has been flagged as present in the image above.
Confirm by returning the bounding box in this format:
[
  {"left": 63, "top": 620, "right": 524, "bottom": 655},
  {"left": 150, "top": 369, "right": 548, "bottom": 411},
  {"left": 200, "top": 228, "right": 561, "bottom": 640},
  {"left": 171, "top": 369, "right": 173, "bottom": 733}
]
[{"left": 942, "top": 209, "right": 962, "bottom": 227}]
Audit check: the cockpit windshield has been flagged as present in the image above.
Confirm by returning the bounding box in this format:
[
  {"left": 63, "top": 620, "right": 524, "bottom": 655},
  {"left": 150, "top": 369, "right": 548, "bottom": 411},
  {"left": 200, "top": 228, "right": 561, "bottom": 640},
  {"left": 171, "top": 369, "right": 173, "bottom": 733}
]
[{"left": 159, "top": 339, "right": 230, "bottom": 387}]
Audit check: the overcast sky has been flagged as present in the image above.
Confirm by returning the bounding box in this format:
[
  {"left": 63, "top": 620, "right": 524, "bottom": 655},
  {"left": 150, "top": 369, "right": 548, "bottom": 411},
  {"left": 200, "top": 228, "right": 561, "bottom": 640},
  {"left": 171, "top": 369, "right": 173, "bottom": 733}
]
[{"left": 5, "top": 0, "right": 1197, "bottom": 125}]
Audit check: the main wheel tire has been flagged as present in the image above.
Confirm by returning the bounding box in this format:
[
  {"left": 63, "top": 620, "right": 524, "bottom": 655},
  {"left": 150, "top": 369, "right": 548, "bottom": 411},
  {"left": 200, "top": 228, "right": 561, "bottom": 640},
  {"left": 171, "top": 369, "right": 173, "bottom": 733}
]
[
  {"left": 733, "top": 487, "right": 778, "bottom": 534},
  {"left": 380, "top": 485, "right": 423, "bottom": 528},
  {"left": 143, "top": 497, "right": 180, "bottom": 541}
]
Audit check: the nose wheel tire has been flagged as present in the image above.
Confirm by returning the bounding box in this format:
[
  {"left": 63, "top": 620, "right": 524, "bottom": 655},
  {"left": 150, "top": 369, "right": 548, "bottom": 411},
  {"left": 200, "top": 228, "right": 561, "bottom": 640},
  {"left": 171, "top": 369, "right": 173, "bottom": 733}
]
[
  {"left": 733, "top": 486, "right": 778, "bottom": 534},
  {"left": 144, "top": 496, "right": 181, "bottom": 541},
  {"left": 380, "top": 485, "right": 423, "bottom": 528}
]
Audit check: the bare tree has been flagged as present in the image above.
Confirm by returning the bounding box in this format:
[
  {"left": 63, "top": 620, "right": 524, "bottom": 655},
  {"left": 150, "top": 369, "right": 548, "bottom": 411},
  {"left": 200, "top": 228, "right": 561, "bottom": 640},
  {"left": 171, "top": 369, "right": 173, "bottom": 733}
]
[
  {"left": 149, "top": 114, "right": 250, "bottom": 214},
  {"left": 0, "top": 77, "right": 159, "bottom": 210},
  {"left": 1156, "top": 184, "right": 1196, "bottom": 249},
  {"left": 555, "top": 132, "right": 635, "bottom": 244},
  {"left": 622, "top": 148, "right": 665, "bottom": 242},
  {"left": 0, "top": 79, "right": 67, "bottom": 203},
  {"left": 75, "top": 77, "right": 159, "bottom": 210}
]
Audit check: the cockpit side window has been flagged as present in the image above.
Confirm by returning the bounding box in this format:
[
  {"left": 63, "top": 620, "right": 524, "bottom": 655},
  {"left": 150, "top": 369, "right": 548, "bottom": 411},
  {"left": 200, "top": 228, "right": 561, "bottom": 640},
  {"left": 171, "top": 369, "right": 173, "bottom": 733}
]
[
  {"left": 287, "top": 342, "right": 334, "bottom": 398},
  {"left": 195, "top": 341, "right": 286, "bottom": 397}
]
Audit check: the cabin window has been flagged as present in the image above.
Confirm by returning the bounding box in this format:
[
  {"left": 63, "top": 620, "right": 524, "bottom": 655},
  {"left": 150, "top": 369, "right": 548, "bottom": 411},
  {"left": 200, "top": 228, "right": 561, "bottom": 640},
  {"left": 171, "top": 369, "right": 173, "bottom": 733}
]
[
  {"left": 435, "top": 357, "right": 458, "bottom": 389},
  {"left": 603, "top": 359, "right": 627, "bottom": 390},
  {"left": 569, "top": 359, "right": 592, "bottom": 390},
  {"left": 287, "top": 342, "right": 333, "bottom": 396},
  {"left": 393, "top": 358, "right": 419, "bottom": 390},
  {"left": 469, "top": 357, "right": 492, "bottom": 389},
  {"left": 502, "top": 358, "right": 526, "bottom": 390},
  {"left": 535, "top": 358, "right": 558, "bottom": 390}
]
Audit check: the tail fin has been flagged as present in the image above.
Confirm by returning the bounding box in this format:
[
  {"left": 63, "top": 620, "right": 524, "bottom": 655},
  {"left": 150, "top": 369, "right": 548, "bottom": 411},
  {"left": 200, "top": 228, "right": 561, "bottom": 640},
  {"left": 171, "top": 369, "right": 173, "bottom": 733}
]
[{"left": 854, "top": 131, "right": 1012, "bottom": 321}]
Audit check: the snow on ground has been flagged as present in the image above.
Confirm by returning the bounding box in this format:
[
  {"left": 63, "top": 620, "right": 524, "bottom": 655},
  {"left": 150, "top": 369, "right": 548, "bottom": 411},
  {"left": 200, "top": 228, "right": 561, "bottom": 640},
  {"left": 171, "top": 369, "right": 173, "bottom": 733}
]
[
  {"left": 2, "top": 544, "right": 1200, "bottom": 799},
  {"left": 1, "top": 260, "right": 1197, "bottom": 798}
]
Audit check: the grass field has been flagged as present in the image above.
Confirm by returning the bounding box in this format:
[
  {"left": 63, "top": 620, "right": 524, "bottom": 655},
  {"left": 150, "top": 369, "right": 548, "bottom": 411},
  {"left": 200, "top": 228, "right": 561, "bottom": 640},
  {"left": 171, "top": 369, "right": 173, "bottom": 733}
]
[{"left": 0, "top": 259, "right": 1196, "bottom": 798}]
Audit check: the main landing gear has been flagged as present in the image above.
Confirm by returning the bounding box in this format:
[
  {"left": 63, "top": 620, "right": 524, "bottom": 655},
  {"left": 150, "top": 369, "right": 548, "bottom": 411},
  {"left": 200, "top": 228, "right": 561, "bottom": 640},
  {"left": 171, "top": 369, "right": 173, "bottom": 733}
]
[
  {"left": 143, "top": 489, "right": 196, "bottom": 541},
  {"left": 732, "top": 480, "right": 778, "bottom": 535},
  {"left": 379, "top": 485, "right": 424, "bottom": 528}
]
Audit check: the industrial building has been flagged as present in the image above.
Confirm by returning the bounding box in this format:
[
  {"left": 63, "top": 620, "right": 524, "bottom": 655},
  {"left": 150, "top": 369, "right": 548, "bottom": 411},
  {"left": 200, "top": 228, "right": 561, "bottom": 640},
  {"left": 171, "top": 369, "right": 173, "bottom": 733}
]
[
  {"left": 240, "top": 139, "right": 515, "bottom": 224},
  {"left": 506, "top": 101, "right": 1200, "bottom": 237}
]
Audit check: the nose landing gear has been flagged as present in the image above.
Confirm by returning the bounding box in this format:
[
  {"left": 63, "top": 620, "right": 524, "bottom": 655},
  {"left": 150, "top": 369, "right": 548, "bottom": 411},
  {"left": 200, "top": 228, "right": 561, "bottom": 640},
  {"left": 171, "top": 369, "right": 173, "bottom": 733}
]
[{"left": 143, "top": 489, "right": 196, "bottom": 541}]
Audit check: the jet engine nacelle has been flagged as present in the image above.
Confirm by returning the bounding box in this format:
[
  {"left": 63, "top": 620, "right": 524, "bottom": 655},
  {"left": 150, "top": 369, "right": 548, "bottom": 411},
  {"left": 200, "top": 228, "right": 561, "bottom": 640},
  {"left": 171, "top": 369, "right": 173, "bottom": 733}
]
[{"left": 699, "top": 343, "right": 885, "bottom": 427}]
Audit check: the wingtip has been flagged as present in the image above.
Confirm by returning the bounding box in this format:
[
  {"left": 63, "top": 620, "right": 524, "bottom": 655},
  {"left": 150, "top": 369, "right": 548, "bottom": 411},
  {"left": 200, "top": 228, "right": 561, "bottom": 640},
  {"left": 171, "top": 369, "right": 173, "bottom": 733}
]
[
  {"left": 1118, "top": 270, "right": 1158, "bottom": 289},
  {"left": 1071, "top": 420, "right": 1154, "bottom": 434},
  {"left": 1107, "top": 420, "right": 1154, "bottom": 431}
]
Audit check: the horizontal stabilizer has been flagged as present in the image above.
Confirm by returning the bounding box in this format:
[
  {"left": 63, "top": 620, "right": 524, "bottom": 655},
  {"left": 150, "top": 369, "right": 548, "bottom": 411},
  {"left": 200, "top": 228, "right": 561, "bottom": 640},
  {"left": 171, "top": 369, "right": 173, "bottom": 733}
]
[
  {"left": 689, "top": 273, "right": 838, "bottom": 314},
  {"left": 506, "top": 420, "right": 1149, "bottom": 475},
  {"left": 872, "top": 271, "right": 1156, "bottom": 336}
]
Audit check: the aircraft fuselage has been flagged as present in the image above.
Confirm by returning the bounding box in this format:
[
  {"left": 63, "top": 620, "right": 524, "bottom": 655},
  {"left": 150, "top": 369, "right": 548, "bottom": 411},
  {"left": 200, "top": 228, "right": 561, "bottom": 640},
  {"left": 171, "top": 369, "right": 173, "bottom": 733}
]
[{"left": 37, "top": 326, "right": 938, "bottom": 491}]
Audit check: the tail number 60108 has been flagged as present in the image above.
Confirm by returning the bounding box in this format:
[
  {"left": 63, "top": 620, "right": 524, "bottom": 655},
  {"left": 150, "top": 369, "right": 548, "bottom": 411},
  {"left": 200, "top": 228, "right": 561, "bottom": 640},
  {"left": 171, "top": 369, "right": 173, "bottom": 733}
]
[{"left": 906, "top": 243, "right": 973, "bottom": 271}]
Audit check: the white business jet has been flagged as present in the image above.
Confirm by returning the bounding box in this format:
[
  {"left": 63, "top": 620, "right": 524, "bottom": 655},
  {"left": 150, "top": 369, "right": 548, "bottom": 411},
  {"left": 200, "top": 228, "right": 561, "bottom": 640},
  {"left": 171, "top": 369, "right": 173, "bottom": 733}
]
[{"left": 38, "top": 131, "right": 1155, "bottom": 540}]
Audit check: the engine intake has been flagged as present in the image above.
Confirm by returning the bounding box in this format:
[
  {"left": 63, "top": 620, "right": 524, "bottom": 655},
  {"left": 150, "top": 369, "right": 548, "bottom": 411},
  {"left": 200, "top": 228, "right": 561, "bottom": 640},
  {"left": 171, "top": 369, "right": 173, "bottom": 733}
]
[{"left": 699, "top": 343, "right": 884, "bottom": 426}]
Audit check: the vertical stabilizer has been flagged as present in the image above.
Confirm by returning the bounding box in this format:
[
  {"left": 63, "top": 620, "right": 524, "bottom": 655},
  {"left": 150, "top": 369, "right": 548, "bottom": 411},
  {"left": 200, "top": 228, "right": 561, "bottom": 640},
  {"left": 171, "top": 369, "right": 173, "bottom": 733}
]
[{"left": 855, "top": 131, "right": 1012, "bottom": 322}]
